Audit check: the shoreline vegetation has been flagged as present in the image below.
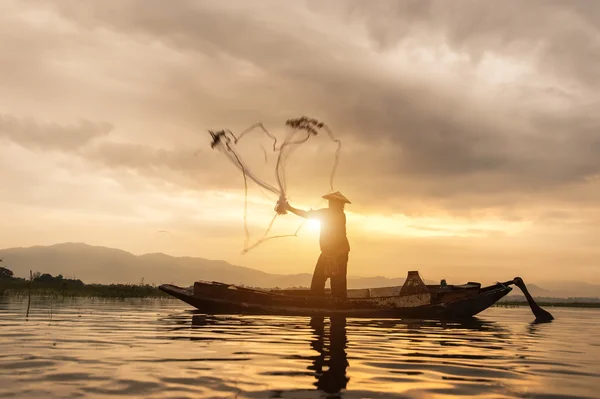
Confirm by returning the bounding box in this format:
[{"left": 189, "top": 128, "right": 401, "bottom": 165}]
[
  {"left": 1, "top": 268, "right": 599, "bottom": 308},
  {"left": 0, "top": 268, "right": 170, "bottom": 298},
  {"left": 495, "top": 301, "right": 600, "bottom": 308}
]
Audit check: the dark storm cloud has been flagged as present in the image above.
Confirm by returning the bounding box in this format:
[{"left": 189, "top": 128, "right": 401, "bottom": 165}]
[
  {"left": 323, "top": 0, "right": 600, "bottom": 87},
  {"left": 81, "top": 140, "right": 244, "bottom": 191},
  {"left": 0, "top": 113, "right": 113, "bottom": 151},
  {"left": 0, "top": 111, "right": 240, "bottom": 193},
  {"left": 5, "top": 1, "right": 600, "bottom": 213},
  {"left": 47, "top": 1, "right": 512, "bottom": 170}
]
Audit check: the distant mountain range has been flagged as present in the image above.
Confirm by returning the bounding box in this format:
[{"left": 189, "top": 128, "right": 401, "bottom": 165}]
[
  {"left": 503, "top": 284, "right": 600, "bottom": 300},
  {"left": 1, "top": 243, "right": 599, "bottom": 299},
  {"left": 0, "top": 243, "right": 408, "bottom": 289}
]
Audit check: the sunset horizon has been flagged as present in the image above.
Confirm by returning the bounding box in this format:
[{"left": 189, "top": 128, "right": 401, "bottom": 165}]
[{"left": 2, "top": 1, "right": 600, "bottom": 286}]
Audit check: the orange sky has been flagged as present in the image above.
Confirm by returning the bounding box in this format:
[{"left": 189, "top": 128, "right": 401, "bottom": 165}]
[{"left": 1, "top": 1, "right": 599, "bottom": 284}]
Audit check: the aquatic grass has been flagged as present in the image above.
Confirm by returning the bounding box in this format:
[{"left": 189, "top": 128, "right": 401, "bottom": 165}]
[
  {"left": 495, "top": 301, "right": 600, "bottom": 308},
  {"left": 0, "top": 279, "right": 170, "bottom": 299}
]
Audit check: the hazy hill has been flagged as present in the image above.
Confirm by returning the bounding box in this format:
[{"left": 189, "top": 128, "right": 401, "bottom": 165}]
[
  {"left": 504, "top": 282, "right": 600, "bottom": 299},
  {"left": 531, "top": 281, "right": 600, "bottom": 299},
  {"left": 506, "top": 284, "right": 554, "bottom": 298},
  {"left": 0, "top": 243, "right": 408, "bottom": 288},
  {"left": 1, "top": 243, "right": 599, "bottom": 298}
]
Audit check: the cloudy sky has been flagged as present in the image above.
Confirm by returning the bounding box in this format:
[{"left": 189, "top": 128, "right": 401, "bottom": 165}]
[{"left": 1, "top": 0, "right": 599, "bottom": 284}]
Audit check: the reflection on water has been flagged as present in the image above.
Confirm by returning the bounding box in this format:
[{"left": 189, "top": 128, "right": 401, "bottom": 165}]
[
  {"left": 308, "top": 316, "right": 348, "bottom": 396},
  {"left": 1, "top": 297, "right": 599, "bottom": 399},
  {"left": 188, "top": 314, "right": 351, "bottom": 397},
  {"left": 185, "top": 314, "right": 510, "bottom": 398}
]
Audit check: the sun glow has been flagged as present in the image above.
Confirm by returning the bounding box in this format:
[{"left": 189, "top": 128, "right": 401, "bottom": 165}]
[
  {"left": 306, "top": 219, "right": 321, "bottom": 233},
  {"left": 347, "top": 212, "right": 529, "bottom": 238}
]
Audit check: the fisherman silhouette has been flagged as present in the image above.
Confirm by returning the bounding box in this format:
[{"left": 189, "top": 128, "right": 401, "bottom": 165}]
[{"left": 281, "top": 192, "right": 351, "bottom": 299}]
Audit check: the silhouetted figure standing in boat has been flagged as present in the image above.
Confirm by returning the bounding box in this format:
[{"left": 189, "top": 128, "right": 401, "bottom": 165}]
[{"left": 282, "top": 192, "right": 351, "bottom": 299}]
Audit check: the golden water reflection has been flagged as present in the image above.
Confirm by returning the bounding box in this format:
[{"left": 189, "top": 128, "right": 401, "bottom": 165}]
[{"left": 1, "top": 298, "right": 599, "bottom": 399}]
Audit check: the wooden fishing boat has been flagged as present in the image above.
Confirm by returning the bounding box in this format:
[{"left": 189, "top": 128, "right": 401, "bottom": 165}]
[{"left": 159, "top": 271, "right": 545, "bottom": 320}]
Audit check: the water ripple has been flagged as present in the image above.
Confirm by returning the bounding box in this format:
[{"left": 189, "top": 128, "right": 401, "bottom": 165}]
[{"left": 0, "top": 297, "right": 599, "bottom": 398}]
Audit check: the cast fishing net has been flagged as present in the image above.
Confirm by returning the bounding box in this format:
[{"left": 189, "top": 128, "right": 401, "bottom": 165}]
[{"left": 208, "top": 116, "right": 342, "bottom": 254}]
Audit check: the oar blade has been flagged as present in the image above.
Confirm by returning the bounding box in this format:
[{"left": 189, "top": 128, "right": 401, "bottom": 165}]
[{"left": 513, "top": 277, "right": 554, "bottom": 322}]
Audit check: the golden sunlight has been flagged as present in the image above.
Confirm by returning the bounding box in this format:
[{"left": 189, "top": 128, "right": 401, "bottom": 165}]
[
  {"left": 347, "top": 212, "right": 530, "bottom": 238},
  {"left": 306, "top": 219, "right": 321, "bottom": 234}
]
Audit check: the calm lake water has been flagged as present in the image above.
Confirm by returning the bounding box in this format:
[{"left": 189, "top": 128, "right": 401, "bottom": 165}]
[{"left": 0, "top": 297, "right": 599, "bottom": 399}]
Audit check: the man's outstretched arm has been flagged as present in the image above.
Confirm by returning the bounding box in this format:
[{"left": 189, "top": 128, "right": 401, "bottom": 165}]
[{"left": 286, "top": 203, "right": 310, "bottom": 219}]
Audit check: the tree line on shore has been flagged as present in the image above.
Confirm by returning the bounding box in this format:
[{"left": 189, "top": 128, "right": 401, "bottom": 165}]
[{"left": 0, "top": 265, "right": 168, "bottom": 298}]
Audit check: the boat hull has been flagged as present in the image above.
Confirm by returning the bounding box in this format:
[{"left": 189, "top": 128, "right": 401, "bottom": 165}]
[{"left": 159, "top": 281, "right": 512, "bottom": 320}]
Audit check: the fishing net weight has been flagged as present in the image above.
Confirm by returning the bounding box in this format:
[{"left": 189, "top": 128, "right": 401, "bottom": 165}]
[{"left": 208, "top": 116, "right": 342, "bottom": 254}]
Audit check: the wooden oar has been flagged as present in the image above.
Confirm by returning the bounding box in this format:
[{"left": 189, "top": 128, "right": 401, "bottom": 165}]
[{"left": 510, "top": 277, "right": 554, "bottom": 322}]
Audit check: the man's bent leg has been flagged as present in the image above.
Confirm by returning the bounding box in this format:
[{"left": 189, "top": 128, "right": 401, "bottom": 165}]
[
  {"left": 310, "top": 253, "right": 327, "bottom": 296},
  {"left": 331, "top": 253, "right": 348, "bottom": 299}
]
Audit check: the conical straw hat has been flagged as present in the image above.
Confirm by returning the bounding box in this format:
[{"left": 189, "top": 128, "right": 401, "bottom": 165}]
[{"left": 322, "top": 191, "right": 351, "bottom": 204}]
